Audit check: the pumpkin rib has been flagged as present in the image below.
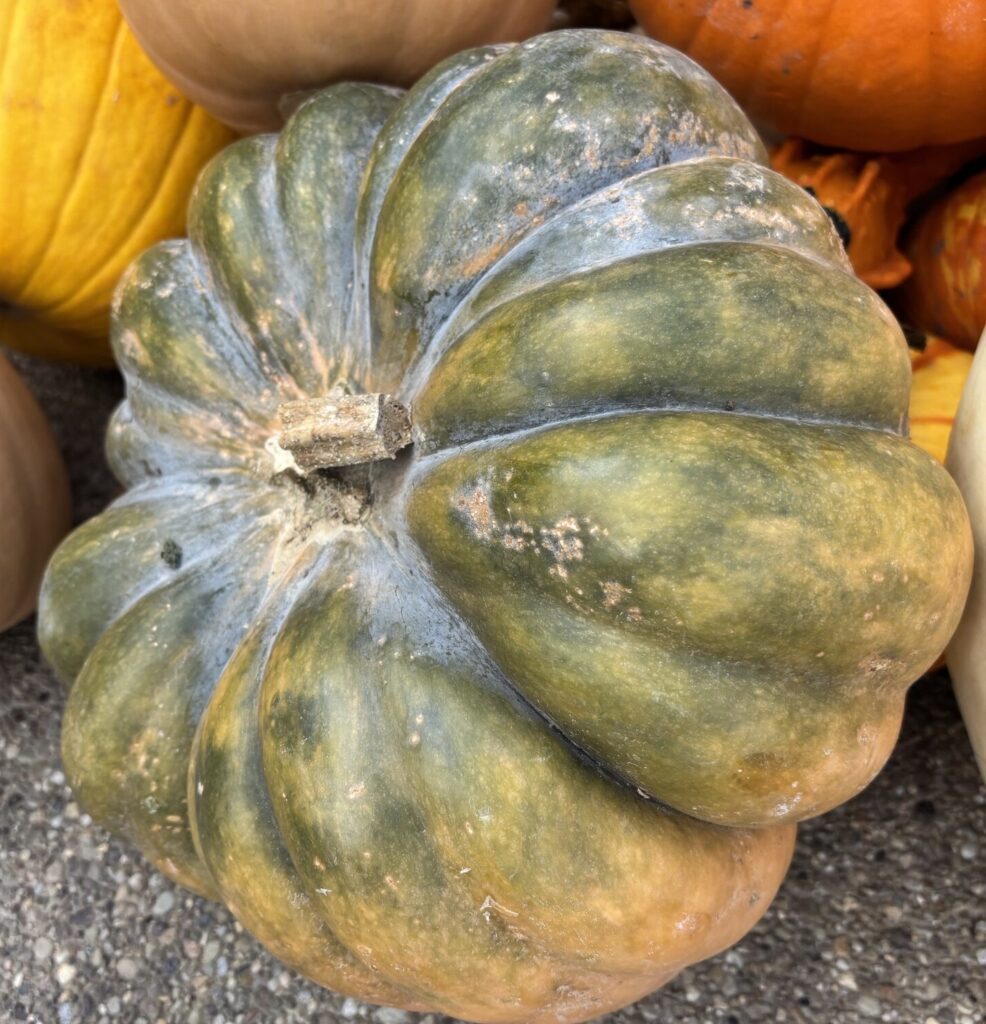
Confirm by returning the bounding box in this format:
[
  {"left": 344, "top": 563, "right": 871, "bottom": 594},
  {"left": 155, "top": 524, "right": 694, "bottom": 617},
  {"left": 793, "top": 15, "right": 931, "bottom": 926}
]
[
  {"left": 38, "top": 474, "right": 283, "bottom": 682},
  {"left": 271, "top": 84, "right": 404, "bottom": 392},
  {"left": 115, "top": 238, "right": 307, "bottom": 419},
  {"left": 367, "top": 31, "right": 766, "bottom": 389},
  {"left": 252, "top": 538, "right": 553, "bottom": 1019},
  {"left": 400, "top": 159, "right": 850, "bottom": 398},
  {"left": 357, "top": 50, "right": 507, "bottom": 282},
  {"left": 406, "top": 410, "right": 966, "bottom": 826},
  {"left": 13, "top": 18, "right": 127, "bottom": 305},
  {"left": 188, "top": 132, "right": 346, "bottom": 398},
  {"left": 190, "top": 539, "right": 430, "bottom": 1007},
  {"left": 369, "top": 515, "right": 730, "bottom": 860},
  {"left": 409, "top": 241, "right": 910, "bottom": 458},
  {"left": 60, "top": 512, "right": 294, "bottom": 897},
  {"left": 114, "top": 385, "right": 266, "bottom": 476}
]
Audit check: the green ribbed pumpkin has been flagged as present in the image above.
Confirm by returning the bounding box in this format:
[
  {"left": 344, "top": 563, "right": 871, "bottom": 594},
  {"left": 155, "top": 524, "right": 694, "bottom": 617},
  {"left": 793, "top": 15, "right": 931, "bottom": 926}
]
[{"left": 38, "top": 30, "right": 971, "bottom": 1023}]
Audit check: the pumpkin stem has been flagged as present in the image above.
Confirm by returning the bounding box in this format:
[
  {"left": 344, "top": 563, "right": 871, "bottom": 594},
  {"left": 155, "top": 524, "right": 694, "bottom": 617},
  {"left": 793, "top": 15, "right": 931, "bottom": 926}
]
[{"left": 275, "top": 391, "right": 411, "bottom": 473}]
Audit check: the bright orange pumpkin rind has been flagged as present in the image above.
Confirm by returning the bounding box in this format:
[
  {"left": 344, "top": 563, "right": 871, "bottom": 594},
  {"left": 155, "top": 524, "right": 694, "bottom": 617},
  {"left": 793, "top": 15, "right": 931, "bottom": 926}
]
[{"left": 630, "top": 0, "right": 986, "bottom": 152}]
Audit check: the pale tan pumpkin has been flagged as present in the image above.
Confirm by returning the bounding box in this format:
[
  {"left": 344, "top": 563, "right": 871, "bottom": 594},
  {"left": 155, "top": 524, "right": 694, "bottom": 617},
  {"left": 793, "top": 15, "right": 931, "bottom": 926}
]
[
  {"left": 0, "top": 352, "right": 70, "bottom": 631},
  {"left": 118, "top": 0, "right": 557, "bottom": 131}
]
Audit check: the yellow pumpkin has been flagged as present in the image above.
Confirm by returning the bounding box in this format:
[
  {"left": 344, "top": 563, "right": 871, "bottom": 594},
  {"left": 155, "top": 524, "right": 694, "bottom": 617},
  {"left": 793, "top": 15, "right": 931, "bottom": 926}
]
[
  {"left": 0, "top": 0, "right": 235, "bottom": 365},
  {"left": 909, "top": 333, "right": 974, "bottom": 464}
]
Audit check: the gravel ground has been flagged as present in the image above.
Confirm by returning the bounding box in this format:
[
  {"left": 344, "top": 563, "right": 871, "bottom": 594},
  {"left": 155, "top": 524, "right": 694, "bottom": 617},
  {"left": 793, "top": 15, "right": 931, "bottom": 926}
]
[{"left": 2, "top": 352, "right": 985, "bottom": 1024}]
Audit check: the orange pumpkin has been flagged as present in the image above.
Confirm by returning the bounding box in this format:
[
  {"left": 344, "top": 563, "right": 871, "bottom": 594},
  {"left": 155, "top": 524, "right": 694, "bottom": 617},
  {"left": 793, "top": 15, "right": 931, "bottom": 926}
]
[
  {"left": 898, "top": 171, "right": 986, "bottom": 351},
  {"left": 629, "top": 0, "right": 986, "bottom": 152}
]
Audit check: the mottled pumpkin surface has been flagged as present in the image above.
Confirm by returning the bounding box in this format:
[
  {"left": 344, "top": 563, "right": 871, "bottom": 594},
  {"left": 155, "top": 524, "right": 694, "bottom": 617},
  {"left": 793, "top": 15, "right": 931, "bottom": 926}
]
[{"left": 39, "top": 31, "right": 971, "bottom": 1024}]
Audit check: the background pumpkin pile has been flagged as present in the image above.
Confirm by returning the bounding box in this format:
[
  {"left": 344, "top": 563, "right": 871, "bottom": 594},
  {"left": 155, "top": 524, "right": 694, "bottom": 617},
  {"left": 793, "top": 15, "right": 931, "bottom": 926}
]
[{"left": 3, "top": 1, "right": 985, "bottom": 1021}]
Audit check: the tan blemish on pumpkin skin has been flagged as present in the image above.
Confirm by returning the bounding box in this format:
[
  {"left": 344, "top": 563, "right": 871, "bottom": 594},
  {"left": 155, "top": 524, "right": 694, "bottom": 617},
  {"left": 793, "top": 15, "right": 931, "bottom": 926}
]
[
  {"left": 454, "top": 477, "right": 496, "bottom": 541},
  {"left": 540, "top": 517, "right": 584, "bottom": 563},
  {"left": 600, "top": 581, "right": 630, "bottom": 609}
]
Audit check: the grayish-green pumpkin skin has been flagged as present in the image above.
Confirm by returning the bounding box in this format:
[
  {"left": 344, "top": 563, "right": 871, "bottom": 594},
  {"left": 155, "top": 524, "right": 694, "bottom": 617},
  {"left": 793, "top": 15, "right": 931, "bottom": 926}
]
[{"left": 38, "top": 30, "right": 971, "bottom": 1024}]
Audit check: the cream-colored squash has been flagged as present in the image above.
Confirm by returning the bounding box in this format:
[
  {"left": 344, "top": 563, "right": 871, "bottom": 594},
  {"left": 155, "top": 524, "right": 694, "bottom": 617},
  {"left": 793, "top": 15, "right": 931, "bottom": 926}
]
[{"left": 946, "top": 329, "right": 986, "bottom": 781}]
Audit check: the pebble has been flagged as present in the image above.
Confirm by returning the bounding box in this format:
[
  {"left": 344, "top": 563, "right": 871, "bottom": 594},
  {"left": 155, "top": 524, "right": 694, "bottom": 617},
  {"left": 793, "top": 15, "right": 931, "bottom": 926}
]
[
  {"left": 960, "top": 842, "right": 977, "bottom": 861},
  {"left": 373, "top": 1009, "right": 410, "bottom": 1024},
  {"left": 152, "top": 892, "right": 174, "bottom": 917},
  {"left": 976, "top": 948, "right": 986, "bottom": 966},
  {"left": 33, "top": 938, "right": 53, "bottom": 961},
  {"left": 341, "top": 997, "right": 361, "bottom": 1018},
  {"left": 115, "top": 959, "right": 138, "bottom": 981},
  {"left": 55, "top": 963, "right": 77, "bottom": 986},
  {"left": 858, "top": 995, "right": 881, "bottom": 1018}
]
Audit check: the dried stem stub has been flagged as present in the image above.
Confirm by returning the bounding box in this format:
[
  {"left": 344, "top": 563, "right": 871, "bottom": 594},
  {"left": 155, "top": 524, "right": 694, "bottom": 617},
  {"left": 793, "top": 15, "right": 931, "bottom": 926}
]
[{"left": 278, "top": 392, "right": 412, "bottom": 473}]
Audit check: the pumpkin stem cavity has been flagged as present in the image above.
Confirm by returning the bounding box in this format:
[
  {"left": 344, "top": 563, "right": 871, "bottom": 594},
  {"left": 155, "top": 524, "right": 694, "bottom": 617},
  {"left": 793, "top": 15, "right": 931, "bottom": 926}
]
[{"left": 275, "top": 391, "right": 412, "bottom": 473}]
